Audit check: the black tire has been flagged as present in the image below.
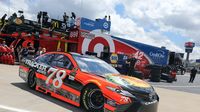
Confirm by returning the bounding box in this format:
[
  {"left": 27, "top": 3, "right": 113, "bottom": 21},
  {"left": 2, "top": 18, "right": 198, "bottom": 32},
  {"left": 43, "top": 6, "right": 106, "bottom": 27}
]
[
  {"left": 27, "top": 70, "right": 36, "bottom": 89},
  {"left": 150, "top": 74, "right": 161, "bottom": 82},
  {"left": 167, "top": 78, "right": 173, "bottom": 83},
  {"left": 150, "top": 70, "right": 161, "bottom": 82},
  {"left": 81, "top": 85, "right": 104, "bottom": 112},
  {"left": 150, "top": 77, "right": 160, "bottom": 82}
]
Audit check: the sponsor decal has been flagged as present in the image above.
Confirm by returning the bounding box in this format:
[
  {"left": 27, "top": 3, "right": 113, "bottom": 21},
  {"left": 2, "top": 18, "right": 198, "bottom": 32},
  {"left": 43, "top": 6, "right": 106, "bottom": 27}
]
[
  {"left": 134, "top": 51, "right": 144, "bottom": 60},
  {"left": 149, "top": 50, "right": 165, "bottom": 58},
  {"left": 22, "top": 59, "right": 71, "bottom": 89},
  {"left": 122, "top": 76, "right": 151, "bottom": 88},
  {"left": 45, "top": 68, "right": 67, "bottom": 88},
  {"left": 37, "top": 79, "right": 80, "bottom": 103},
  {"left": 81, "top": 32, "right": 115, "bottom": 57},
  {"left": 83, "top": 21, "right": 95, "bottom": 27},
  {"left": 106, "top": 74, "right": 151, "bottom": 88},
  {"left": 22, "top": 59, "right": 48, "bottom": 73},
  {"left": 19, "top": 68, "right": 28, "bottom": 81},
  {"left": 103, "top": 22, "right": 109, "bottom": 29},
  {"left": 144, "top": 100, "right": 157, "bottom": 105},
  {"left": 110, "top": 53, "right": 118, "bottom": 64},
  {"left": 120, "top": 96, "right": 130, "bottom": 103}
]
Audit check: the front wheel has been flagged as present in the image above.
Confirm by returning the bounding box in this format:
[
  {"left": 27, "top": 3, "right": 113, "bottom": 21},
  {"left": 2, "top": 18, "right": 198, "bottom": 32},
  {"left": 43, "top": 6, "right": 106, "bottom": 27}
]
[
  {"left": 27, "top": 70, "right": 36, "bottom": 89},
  {"left": 81, "top": 85, "right": 104, "bottom": 112}
]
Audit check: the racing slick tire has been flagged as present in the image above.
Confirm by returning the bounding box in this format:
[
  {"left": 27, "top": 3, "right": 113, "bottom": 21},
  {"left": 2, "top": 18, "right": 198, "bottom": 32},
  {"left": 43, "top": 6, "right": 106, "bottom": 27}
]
[
  {"left": 27, "top": 70, "right": 36, "bottom": 89},
  {"left": 81, "top": 85, "right": 104, "bottom": 112}
]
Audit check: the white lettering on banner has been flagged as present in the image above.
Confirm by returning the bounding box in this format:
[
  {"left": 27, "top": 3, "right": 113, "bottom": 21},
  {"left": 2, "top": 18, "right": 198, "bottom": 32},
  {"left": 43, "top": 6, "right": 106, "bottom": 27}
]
[
  {"left": 149, "top": 50, "right": 165, "bottom": 58},
  {"left": 45, "top": 68, "right": 67, "bottom": 88},
  {"left": 84, "top": 22, "right": 94, "bottom": 27}
]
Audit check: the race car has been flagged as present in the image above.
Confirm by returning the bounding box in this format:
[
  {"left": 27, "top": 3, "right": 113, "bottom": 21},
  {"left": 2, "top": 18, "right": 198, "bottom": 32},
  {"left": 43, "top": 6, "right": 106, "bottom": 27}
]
[{"left": 19, "top": 52, "right": 159, "bottom": 112}]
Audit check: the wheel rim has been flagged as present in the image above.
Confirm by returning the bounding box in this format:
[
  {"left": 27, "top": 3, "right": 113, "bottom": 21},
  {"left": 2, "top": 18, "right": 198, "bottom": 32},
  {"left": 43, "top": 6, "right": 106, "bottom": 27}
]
[
  {"left": 28, "top": 72, "right": 36, "bottom": 87},
  {"left": 88, "top": 89, "right": 104, "bottom": 109}
]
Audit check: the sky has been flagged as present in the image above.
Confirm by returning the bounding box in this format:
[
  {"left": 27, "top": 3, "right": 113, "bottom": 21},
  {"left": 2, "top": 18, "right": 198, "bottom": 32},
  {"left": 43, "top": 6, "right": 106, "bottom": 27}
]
[{"left": 0, "top": 0, "right": 200, "bottom": 59}]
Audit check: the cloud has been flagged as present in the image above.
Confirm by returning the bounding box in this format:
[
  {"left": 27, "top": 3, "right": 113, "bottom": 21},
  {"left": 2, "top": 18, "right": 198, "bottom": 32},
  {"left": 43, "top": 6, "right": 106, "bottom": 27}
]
[
  {"left": 189, "top": 47, "right": 200, "bottom": 60},
  {"left": 121, "top": 0, "right": 200, "bottom": 59},
  {"left": 25, "top": 0, "right": 120, "bottom": 20}
]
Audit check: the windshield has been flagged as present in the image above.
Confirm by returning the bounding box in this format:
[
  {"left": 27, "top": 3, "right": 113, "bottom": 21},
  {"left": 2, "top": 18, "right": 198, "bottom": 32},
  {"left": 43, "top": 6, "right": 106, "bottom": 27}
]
[{"left": 73, "top": 55, "right": 119, "bottom": 75}]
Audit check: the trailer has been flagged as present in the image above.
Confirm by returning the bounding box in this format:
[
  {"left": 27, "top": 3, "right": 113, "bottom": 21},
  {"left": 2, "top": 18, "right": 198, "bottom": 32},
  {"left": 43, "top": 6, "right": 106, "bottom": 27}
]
[{"left": 0, "top": 13, "right": 178, "bottom": 81}]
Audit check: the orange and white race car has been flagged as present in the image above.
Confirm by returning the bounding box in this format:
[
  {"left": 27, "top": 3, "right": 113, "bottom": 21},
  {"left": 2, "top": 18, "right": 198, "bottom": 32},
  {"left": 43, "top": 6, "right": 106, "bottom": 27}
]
[{"left": 19, "top": 52, "right": 159, "bottom": 112}]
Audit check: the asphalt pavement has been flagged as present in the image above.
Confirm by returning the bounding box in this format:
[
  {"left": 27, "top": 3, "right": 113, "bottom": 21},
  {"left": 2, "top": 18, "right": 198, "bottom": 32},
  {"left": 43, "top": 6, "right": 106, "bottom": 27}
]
[
  {"left": 150, "top": 73, "right": 200, "bottom": 94},
  {"left": 1, "top": 64, "right": 200, "bottom": 112}
]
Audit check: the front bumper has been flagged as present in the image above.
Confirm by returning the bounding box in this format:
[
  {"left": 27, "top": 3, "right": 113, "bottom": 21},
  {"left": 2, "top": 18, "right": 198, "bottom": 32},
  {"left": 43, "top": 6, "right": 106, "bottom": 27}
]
[
  {"left": 104, "top": 94, "right": 159, "bottom": 112},
  {"left": 125, "top": 100, "right": 158, "bottom": 112}
]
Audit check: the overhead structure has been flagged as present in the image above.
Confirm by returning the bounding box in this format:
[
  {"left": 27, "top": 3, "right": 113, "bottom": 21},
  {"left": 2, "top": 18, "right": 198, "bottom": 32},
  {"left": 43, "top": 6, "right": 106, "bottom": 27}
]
[{"left": 185, "top": 42, "right": 195, "bottom": 67}]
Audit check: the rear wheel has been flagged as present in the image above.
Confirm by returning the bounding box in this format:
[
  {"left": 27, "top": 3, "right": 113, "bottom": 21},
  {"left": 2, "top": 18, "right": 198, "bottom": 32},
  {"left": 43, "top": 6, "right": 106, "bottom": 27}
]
[
  {"left": 81, "top": 85, "right": 104, "bottom": 112},
  {"left": 27, "top": 70, "right": 36, "bottom": 89}
]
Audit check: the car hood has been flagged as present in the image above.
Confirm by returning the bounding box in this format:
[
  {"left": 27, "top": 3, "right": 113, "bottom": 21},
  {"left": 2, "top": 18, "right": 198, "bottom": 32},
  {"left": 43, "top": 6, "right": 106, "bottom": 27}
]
[{"left": 105, "top": 74, "right": 153, "bottom": 93}]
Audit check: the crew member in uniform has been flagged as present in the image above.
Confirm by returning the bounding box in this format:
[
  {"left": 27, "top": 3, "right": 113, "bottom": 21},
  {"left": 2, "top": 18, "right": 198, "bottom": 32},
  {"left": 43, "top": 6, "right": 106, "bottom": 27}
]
[
  {"left": 126, "top": 54, "right": 137, "bottom": 76},
  {"left": 189, "top": 67, "right": 198, "bottom": 83}
]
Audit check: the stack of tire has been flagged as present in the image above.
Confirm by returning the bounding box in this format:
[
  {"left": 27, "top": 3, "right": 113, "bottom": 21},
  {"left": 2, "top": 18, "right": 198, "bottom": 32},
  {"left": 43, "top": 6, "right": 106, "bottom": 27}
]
[
  {"left": 146, "top": 64, "right": 162, "bottom": 82},
  {"left": 0, "top": 45, "right": 15, "bottom": 65},
  {"left": 132, "top": 71, "right": 144, "bottom": 79}
]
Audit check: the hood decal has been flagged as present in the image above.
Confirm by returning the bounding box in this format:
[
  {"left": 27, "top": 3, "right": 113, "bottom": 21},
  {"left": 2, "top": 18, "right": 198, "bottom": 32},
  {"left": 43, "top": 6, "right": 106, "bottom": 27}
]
[{"left": 105, "top": 74, "right": 151, "bottom": 88}]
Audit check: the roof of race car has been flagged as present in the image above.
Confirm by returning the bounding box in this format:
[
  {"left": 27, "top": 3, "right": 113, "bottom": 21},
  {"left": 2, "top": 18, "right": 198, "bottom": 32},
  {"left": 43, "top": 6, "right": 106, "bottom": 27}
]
[{"left": 70, "top": 52, "right": 98, "bottom": 59}]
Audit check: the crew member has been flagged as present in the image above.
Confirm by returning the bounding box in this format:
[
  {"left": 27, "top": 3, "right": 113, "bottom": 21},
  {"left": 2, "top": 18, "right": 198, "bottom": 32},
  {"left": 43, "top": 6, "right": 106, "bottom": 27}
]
[
  {"left": 41, "top": 48, "right": 46, "bottom": 54},
  {"left": 189, "top": 67, "right": 198, "bottom": 83},
  {"left": 63, "top": 12, "right": 68, "bottom": 23},
  {"left": 71, "top": 12, "right": 76, "bottom": 19},
  {"left": 27, "top": 43, "right": 35, "bottom": 59},
  {"left": 35, "top": 47, "right": 42, "bottom": 57},
  {"left": 2, "top": 41, "right": 7, "bottom": 47},
  {"left": 37, "top": 12, "right": 41, "bottom": 23},
  {"left": 126, "top": 54, "right": 137, "bottom": 76},
  {"left": 104, "top": 15, "right": 107, "bottom": 20}
]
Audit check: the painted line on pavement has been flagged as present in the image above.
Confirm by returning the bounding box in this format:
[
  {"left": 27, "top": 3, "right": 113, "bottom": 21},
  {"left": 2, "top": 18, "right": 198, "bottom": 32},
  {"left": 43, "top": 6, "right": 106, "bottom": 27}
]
[
  {"left": 0, "top": 104, "right": 32, "bottom": 112},
  {"left": 153, "top": 85, "right": 200, "bottom": 88}
]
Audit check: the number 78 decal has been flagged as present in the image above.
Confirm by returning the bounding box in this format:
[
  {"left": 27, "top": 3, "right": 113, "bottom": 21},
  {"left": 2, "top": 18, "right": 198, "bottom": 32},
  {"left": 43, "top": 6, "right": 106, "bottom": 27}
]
[{"left": 45, "top": 67, "right": 67, "bottom": 88}]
